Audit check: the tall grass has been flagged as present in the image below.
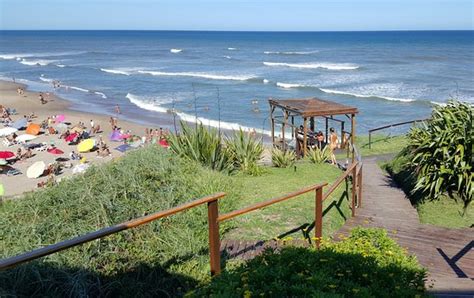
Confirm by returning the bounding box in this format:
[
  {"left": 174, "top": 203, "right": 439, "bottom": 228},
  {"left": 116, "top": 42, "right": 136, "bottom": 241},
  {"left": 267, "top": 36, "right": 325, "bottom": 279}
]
[{"left": 0, "top": 146, "right": 239, "bottom": 296}]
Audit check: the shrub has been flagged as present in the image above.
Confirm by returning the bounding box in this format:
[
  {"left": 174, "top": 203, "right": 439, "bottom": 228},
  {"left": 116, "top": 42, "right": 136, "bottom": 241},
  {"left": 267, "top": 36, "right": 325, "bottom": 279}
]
[
  {"left": 0, "top": 146, "right": 239, "bottom": 297},
  {"left": 167, "top": 122, "right": 234, "bottom": 173},
  {"left": 226, "top": 129, "right": 264, "bottom": 175},
  {"left": 191, "top": 228, "right": 427, "bottom": 297},
  {"left": 404, "top": 101, "right": 473, "bottom": 210},
  {"left": 308, "top": 146, "right": 331, "bottom": 164},
  {"left": 271, "top": 148, "right": 296, "bottom": 168}
]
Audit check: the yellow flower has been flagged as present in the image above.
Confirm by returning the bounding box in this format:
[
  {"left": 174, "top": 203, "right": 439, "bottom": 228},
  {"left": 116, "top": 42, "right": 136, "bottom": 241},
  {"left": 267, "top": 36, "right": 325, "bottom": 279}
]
[
  {"left": 337, "top": 273, "right": 344, "bottom": 277},
  {"left": 328, "top": 284, "right": 337, "bottom": 289},
  {"left": 244, "top": 290, "right": 252, "bottom": 298},
  {"left": 352, "top": 288, "right": 360, "bottom": 293},
  {"left": 362, "top": 273, "right": 368, "bottom": 278}
]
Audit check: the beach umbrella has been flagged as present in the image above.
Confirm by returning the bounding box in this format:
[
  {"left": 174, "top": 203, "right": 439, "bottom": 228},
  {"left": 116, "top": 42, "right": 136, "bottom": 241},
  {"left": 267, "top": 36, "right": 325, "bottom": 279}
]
[
  {"left": 65, "top": 133, "right": 78, "bottom": 142},
  {"left": 77, "top": 139, "right": 95, "bottom": 153},
  {"left": 0, "top": 151, "right": 15, "bottom": 159},
  {"left": 56, "top": 114, "right": 66, "bottom": 123},
  {"left": 55, "top": 123, "right": 68, "bottom": 132},
  {"left": 72, "top": 163, "right": 89, "bottom": 174},
  {"left": 109, "top": 130, "right": 122, "bottom": 141},
  {"left": 0, "top": 127, "right": 17, "bottom": 137},
  {"left": 0, "top": 184, "right": 4, "bottom": 196},
  {"left": 48, "top": 148, "right": 64, "bottom": 155},
  {"left": 11, "top": 118, "right": 28, "bottom": 130},
  {"left": 16, "top": 134, "right": 37, "bottom": 143},
  {"left": 27, "top": 161, "right": 46, "bottom": 179},
  {"left": 119, "top": 134, "right": 131, "bottom": 140},
  {"left": 0, "top": 159, "right": 7, "bottom": 166},
  {"left": 26, "top": 123, "right": 41, "bottom": 135},
  {"left": 115, "top": 144, "right": 131, "bottom": 153}
]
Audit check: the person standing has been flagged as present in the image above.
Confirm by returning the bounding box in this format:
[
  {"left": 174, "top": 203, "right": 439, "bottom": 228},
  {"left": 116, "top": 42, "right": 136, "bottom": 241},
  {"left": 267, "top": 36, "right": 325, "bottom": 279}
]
[{"left": 329, "top": 127, "right": 339, "bottom": 165}]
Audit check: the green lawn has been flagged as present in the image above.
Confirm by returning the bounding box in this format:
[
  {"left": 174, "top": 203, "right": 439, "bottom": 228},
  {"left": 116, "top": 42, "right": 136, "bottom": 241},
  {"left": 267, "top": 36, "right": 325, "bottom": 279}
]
[
  {"left": 224, "top": 161, "right": 351, "bottom": 241},
  {"left": 417, "top": 196, "right": 473, "bottom": 229}
]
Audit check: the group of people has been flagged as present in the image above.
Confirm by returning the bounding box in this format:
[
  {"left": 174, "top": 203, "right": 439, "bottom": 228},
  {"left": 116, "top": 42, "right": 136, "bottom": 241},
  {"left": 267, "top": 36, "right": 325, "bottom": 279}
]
[{"left": 296, "top": 126, "right": 340, "bottom": 165}]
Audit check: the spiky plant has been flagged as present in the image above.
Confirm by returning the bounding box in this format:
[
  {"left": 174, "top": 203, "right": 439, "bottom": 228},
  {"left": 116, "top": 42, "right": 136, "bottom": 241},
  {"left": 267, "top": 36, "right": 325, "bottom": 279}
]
[
  {"left": 226, "top": 129, "right": 264, "bottom": 175},
  {"left": 271, "top": 148, "right": 296, "bottom": 168},
  {"left": 308, "top": 146, "right": 331, "bottom": 164}
]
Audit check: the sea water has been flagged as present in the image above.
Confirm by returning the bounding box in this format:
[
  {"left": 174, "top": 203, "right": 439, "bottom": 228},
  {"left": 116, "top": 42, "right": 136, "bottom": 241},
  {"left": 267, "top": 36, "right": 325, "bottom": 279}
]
[{"left": 0, "top": 30, "right": 472, "bottom": 134}]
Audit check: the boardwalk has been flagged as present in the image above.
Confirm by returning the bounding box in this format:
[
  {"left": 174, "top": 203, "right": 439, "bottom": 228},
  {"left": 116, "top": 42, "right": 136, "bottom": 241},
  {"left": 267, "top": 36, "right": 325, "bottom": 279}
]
[
  {"left": 337, "top": 157, "right": 474, "bottom": 295},
  {"left": 221, "top": 157, "right": 474, "bottom": 295}
]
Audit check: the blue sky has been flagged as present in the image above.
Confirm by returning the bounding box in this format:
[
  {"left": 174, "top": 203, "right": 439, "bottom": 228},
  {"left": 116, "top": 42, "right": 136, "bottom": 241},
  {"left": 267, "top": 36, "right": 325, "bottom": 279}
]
[{"left": 0, "top": 0, "right": 472, "bottom": 31}]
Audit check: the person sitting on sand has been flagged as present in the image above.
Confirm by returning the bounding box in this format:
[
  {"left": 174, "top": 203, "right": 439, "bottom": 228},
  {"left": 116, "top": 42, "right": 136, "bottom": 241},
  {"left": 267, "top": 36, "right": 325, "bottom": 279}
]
[
  {"left": 39, "top": 93, "right": 47, "bottom": 104},
  {"left": 69, "top": 151, "right": 81, "bottom": 160},
  {"left": 21, "top": 148, "right": 33, "bottom": 160},
  {"left": 6, "top": 133, "right": 17, "bottom": 143},
  {"left": 16, "top": 148, "right": 22, "bottom": 160},
  {"left": 92, "top": 124, "right": 101, "bottom": 134}
]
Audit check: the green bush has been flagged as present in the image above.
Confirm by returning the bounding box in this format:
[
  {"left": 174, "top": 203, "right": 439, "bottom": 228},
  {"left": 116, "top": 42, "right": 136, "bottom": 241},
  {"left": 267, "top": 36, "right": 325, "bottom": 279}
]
[
  {"left": 167, "top": 122, "right": 234, "bottom": 173},
  {"left": 392, "top": 100, "right": 473, "bottom": 210},
  {"left": 226, "top": 129, "right": 264, "bottom": 176},
  {"left": 308, "top": 146, "right": 331, "bottom": 164},
  {"left": 191, "top": 228, "right": 427, "bottom": 297},
  {"left": 0, "top": 146, "right": 239, "bottom": 297},
  {"left": 271, "top": 148, "right": 296, "bottom": 168}
]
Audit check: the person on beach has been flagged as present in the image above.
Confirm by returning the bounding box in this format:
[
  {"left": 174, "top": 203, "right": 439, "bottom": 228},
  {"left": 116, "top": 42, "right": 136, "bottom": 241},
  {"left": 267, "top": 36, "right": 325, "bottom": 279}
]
[
  {"left": 114, "top": 105, "right": 121, "bottom": 114},
  {"left": 39, "top": 93, "right": 47, "bottom": 104},
  {"left": 316, "top": 131, "right": 326, "bottom": 150},
  {"left": 329, "top": 127, "right": 339, "bottom": 165}
]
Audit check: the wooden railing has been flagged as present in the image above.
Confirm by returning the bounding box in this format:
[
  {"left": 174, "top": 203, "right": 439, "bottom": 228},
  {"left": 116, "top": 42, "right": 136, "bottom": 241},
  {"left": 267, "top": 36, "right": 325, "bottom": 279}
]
[
  {"left": 368, "top": 119, "right": 428, "bottom": 148},
  {"left": 0, "top": 162, "right": 362, "bottom": 276}
]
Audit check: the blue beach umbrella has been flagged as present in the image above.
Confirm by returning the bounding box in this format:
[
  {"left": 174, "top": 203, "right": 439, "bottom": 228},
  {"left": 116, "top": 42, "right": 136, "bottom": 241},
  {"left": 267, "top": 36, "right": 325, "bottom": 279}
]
[
  {"left": 115, "top": 144, "right": 132, "bottom": 153},
  {"left": 11, "top": 118, "right": 28, "bottom": 130}
]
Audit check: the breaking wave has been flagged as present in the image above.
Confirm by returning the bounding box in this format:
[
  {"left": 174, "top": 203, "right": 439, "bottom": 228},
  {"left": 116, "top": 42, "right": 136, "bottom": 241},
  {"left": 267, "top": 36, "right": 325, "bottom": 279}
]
[
  {"left": 263, "top": 61, "right": 359, "bottom": 70},
  {"left": 319, "top": 88, "right": 416, "bottom": 102},
  {"left": 20, "top": 59, "right": 58, "bottom": 66},
  {"left": 170, "top": 48, "right": 183, "bottom": 53},
  {"left": 264, "top": 50, "right": 318, "bottom": 55},
  {"left": 100, "top": 68, "right": 133, "bottom": 76},
  {"left": 138, "top": 70, "right": 256, "bottom": 81}
]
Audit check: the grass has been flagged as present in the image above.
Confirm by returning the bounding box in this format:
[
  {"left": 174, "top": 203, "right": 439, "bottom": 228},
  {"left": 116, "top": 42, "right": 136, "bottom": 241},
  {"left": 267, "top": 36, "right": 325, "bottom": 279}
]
[
  {"left": 0, "top": 146, "right": 239, "bottom": 296},
  {"left": 225, "top": 161, "right": 350, "bottom": 241},
  {"left": 417, "top": 196, "right": 473, "bottom": 228},
  {"left": 337, "top": 134, "right": 407, "bottom": 158}
]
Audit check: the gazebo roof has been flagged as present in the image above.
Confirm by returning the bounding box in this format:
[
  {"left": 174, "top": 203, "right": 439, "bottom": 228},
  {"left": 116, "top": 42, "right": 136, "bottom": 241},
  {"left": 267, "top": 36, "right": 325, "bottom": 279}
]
[{"left": 269, "top": 97, "right": 358, "bottom": 117}]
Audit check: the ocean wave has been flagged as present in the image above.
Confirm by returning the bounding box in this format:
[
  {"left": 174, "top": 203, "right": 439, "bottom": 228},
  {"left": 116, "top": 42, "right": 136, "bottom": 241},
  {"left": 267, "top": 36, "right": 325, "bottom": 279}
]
[
  {"left": 138, "top": 70, "right": 256, "bottom": 81},
  {"left": 0, "top": 51, "right": 87, "bottom": 60},
  {"left": 69, "top": 86, "right": 90, "bottom": 93},
  {"left": 170, "top": 48, "right": 183, "bottom": 53},
  {"left": 94, "top": 91, "right": 107, "bottom": 99},
  {"left": 39, "top": 76, "right": 54, "bottom": 83},
  {"left": 263, "top": 61, "right": 359, "bottom": 70},
  {"left": 126, "top": 93, "right": 175, "bottom": 113},
  {"left": 20, "top": 59, "right": 58, "bottom": 66},
  {"left": 227, "top": 47, "right": 237, "bottom": 50},
  {"left": 263, "top": 79, "right": 270, "bottom": 84},
  {"left": 319, "top": 88, "right": 416, "bottom": 102},
  {"left": 276, "top": 82, "right": 309, "bottom": 89},
  {"left": 264, "top": 50, "right": 318, "bottom": 55},
  {"left": 56, "top": 64, "right": 66, "bottom": 68},
  {"left": 223, "top": 55, "right": 232, "bottom": 59},
  {"left": 100, "top": 68, "right": 133, "bottom": 76}
]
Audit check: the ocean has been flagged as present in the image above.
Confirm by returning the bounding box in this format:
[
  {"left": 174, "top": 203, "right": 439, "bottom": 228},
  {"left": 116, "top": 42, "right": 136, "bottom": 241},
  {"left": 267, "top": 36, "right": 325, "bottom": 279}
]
[{"left": 0, "top": 30, "right": 473, "bottom": 135}]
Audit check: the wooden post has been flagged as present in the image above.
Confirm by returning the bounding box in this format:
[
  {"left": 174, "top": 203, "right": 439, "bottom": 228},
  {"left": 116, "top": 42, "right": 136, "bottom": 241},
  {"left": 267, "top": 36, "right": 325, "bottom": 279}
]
[
  {"left": 270, "top": 105, "right": 275, "bottom": 147},
  {"left": 207, "top": 200, "right": 221, "bottom": 276},
  {"left": 315, "top": 187, "right": 323, "bottom": 248},
  {"left": 303, "top": 117, "right": 308, "bottom": 156},
  {"left": 325, "top": 117, "right": 329, "bottom": 143},
  {"left": 358, "top": 165, "right": 363, "bottom": 208},
  {"left": 351, "top": 114, "right": 355, "bottom": 163},
  {"left": 351, "top": 165, "right": 357, "bottom": 217},
  {"left": 310, "top": 117, "right": 315, "bottom": 132},
  {"left": 282, "top": 111, "right": 288, "bottom": 151},
  {"left": 291, "top": 116, "right": 295, "bottom": 139}
]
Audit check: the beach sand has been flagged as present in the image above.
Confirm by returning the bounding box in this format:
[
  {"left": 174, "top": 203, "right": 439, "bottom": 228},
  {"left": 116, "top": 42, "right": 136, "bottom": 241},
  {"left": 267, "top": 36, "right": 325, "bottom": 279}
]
[{"left": 0, "top": 80, "right": 151, "bottom": 198}]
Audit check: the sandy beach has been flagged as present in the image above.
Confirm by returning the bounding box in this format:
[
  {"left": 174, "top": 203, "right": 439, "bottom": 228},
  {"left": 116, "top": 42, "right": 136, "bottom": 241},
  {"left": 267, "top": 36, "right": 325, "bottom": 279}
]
[{"left": 0, "top": 80, "right": 152, "bottom": 198}]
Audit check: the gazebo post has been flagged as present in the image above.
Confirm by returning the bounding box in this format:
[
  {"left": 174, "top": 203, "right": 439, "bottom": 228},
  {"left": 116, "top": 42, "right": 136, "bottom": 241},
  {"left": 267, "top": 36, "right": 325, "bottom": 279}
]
[
  {"left": 291, "top": 116, "right": 295, "bottom": 139},
  {"left": 325, "top": 117, "right": 329, "bottom": 143},
  {"left": 310, "top": 117, "right": 315, "bottom": 132},
  {"left": 351, "top": 114, "right": 355, "bottom": 162},
  {"left": 270, "top": 105, "right": 275, "bottom": 147},
  {"left": 303, "top": 117, "right": 308, "bottom": 156},
  {"left": 282, "top": 111, "right": 288, "bottom": 150}
]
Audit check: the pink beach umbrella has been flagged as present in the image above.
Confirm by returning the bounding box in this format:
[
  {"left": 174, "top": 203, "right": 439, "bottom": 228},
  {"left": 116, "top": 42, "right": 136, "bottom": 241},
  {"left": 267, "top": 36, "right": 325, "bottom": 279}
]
[
  {"left": 65, "top": 133, "right": 78, "bottom": 142},
  {"left": 119, "top": 134, "right": 131, "bottom": 140},
  {"left": 56, "top": 114, "right": 66, "bottom": 123},
  {"left": 47, "top": 148, "right": 64, "bottom": 155},
  {"left": 0, "top": 151, "right": 15, "bottom": 159}
]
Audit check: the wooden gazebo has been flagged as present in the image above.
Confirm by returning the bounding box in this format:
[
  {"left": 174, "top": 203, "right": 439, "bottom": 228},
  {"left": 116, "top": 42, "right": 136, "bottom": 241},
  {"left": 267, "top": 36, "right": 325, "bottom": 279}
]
[{"left": 269, "top": 97, "right": 359, "bottom": 161}]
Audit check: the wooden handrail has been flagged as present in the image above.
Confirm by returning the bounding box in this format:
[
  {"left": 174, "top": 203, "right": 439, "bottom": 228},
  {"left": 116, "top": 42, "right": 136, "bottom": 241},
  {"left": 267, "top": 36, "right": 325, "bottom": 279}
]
[
  {"left": 217, "top": 183, "right": 327, "bottom": 222},
  {"left": 323, "top": 162, "right": 358, "bottom": 201},
  {"left": 0, "top": 192, "right": 226, "bottom": 271},
  {"left": 368, "top": 118, "right": 427, "bottom": 148}
]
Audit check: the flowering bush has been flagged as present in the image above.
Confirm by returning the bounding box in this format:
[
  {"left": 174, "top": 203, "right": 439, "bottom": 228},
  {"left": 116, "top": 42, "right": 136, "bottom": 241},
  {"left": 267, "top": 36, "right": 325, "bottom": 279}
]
[{"left": 190, "top": 228, "right": 427, "bottom": 297}]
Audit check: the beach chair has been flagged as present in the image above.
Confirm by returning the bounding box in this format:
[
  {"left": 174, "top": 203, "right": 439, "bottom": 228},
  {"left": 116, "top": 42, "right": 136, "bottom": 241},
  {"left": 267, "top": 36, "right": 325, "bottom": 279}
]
[{"left": 2, "top": 138, "right": 14, "bottom": 147}]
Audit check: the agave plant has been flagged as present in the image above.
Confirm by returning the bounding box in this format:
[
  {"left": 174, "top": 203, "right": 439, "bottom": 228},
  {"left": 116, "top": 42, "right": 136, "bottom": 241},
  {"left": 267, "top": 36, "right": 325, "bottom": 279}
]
[
  {"left": 167, "top": 122, "right": 234, "bottom": 173},
  {"left": 226, "top": 129, "right": 264, "bottom": 175},
  {"left": 407, "top": 100, "right": 473, "bottom": 210},
  {"left": 308, "top": 146, "right": 331, "bottom": 164},
  {"left": 272, "top": 148, "right": 296, "bottom": 168}
]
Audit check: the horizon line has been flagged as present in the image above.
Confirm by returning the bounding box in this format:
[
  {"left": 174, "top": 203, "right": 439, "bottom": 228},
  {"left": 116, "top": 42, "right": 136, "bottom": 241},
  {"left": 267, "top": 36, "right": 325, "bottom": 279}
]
[{"left": 1, "top": 29, "right": 473, "bottom": 33}]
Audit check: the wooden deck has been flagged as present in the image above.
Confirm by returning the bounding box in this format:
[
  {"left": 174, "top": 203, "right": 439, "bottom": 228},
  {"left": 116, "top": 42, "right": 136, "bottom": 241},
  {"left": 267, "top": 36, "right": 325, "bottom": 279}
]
[
  {"left": 337, "top": 157, "right": 474, "bottom": 294},
  {"left": 221, "top": 157, "right": 474, "bottom": 295}
]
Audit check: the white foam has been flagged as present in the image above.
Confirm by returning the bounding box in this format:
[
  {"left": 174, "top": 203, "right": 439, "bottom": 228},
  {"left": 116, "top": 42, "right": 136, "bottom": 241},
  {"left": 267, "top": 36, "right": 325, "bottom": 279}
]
[
  {"left": 170, "top": 48, "right": 183, "bottom": 53},
  {"left": 138, "top": 70, "right": 255, "bottom": 81},
  {"left": 126, "top": 93, "right": 175, "bottom": 113},
  {"left": 319, "top": 88, "right": 416, "bottom": 102},
  {"left": 430, "top": 101, "right": 447, "bottom": 107},
  {"left": 69, "top": 86, "right": 90, "bottom": 93},
  {"left": 223, "top": 55, "right": 231, "bottom": 59},
  {"left": 263, "top": 79, "right": 270, "bottom": 84},
  {"left": 39, "top": 76, "right": 54, "bottom": 83},
  {"left": 100, "top": 68, "right": 133, "bottom": 76},
  {"left": 0, "top": 51, "right": 87, "bottom": 60},
  {"left": 20, "top": 59, "right": 57, "bottom": 66},
  {"left": 227, "top": 47, "right": 237, "bottom": 50},
  {"left": 56, "top": 64, "right": 66, "bottom": 68},
  {"left": 94, "top": 91, "right": 107, "bottom": 99},
  {"left": 276, "top": 82, "right": 308, "bottom": 89},
  {"left": 263, "top": 61, "right": 359, "bottom": 70},
  {"left": 264, "top": 50, "right": 318, "bottom": 55}
]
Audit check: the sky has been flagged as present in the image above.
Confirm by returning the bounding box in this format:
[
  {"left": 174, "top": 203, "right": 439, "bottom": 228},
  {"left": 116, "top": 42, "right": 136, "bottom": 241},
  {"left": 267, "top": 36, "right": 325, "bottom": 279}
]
[{"left": 0, "top": 0, "right": 473, "bottom": 31}]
